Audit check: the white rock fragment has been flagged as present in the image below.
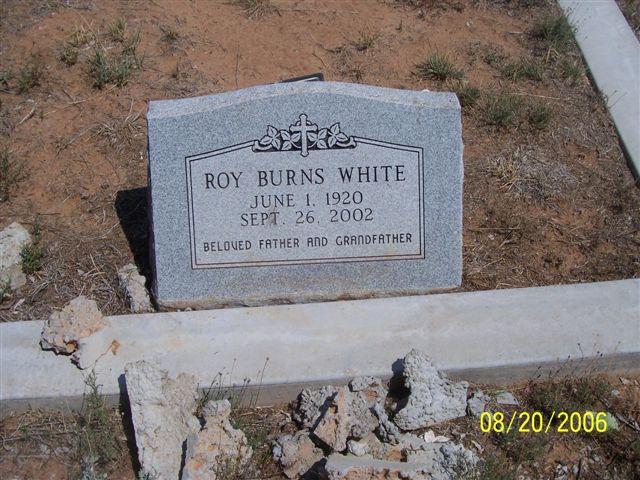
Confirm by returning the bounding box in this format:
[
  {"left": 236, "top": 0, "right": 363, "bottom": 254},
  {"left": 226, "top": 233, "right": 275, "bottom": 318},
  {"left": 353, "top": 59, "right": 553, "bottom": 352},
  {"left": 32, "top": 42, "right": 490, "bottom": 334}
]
[
  {"left": 325, "top": 453, "right": 431, "bottom": 480},
  {"left": 494, "top": 391, "right": 519, "bottom": 406},
  {"left": 347, "top": 439, "right": 370, "bottom": 457},
  {"left": 422, "top": 430, "right": 450, "bottom": 444},
  {"left": 393, "top": 349, "right": 468, "bottom": 430},
  {"left": 125, "top": 360, "right": 200, "bottom": 480},
  {"left": 467, "top": 389, "right": 490, "bottom": 417},
  {"left": 0, "top": 222, "right": 31, "bottom": 290},
  {"left": 40, "top": 296, "right": 109, "bottom": 355},
  {"left": 182, "top": 399, "right": 252, "bottom": 480},
  {"left": 117, "top": 263, "right": 153, "bottom": 313},
  {"left": 404, "top": 442, "right": 479, "bottom": 480},
  {"left": 273, "top": 430, "right": 323, "bottom": 479}
]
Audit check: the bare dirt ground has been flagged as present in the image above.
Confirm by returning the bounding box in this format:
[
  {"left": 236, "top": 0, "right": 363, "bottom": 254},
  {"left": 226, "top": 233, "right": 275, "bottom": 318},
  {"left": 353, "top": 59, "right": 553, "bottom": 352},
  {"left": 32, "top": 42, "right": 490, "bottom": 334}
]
[
  {"left": 1, "top": 0, "right": 639, "bottom": 321},
  {"left": 1, "top": 372, "right": 638, "bottom": 479}
]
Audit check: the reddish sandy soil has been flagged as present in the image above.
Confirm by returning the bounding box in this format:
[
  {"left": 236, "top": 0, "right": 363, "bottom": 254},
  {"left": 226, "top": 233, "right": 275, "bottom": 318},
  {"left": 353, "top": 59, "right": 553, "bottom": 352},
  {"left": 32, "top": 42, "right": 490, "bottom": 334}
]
[{"left": 0, "top": 1, "right": 638, "bottom": 320}]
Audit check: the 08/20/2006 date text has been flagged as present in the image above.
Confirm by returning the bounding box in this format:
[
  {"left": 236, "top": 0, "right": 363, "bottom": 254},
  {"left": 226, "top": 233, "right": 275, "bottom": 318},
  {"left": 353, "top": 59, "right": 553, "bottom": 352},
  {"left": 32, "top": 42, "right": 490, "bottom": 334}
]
[{"left": 480, "top": 411, "right": 612, "bottom": 434}]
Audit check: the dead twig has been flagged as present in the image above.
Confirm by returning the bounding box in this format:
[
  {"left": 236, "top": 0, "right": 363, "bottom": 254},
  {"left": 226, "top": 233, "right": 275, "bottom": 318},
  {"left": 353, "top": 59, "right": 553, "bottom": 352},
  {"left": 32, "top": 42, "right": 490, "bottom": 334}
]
[{"left": 15, "top": 101, "right": 37, "bottom": 128}]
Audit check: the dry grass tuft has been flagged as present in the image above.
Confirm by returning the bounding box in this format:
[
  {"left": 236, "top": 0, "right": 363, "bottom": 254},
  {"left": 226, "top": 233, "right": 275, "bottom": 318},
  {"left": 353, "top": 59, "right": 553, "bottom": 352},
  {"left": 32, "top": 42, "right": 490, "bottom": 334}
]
[
  {"left": 481, "top": 93, "right": 521, "bottom": 127},
  {"left": 91, "top": 111, "right": 144, "bottom": 154},
  {"left": 416, "top": 52, "right": 464, "bottom": 81},
  {"left": 160, "top": 24, "right": 180, "bottom": 42},
  {"left": 453, "top": 82, "right": 480, "bottom": 108},
  {"left": 531, "top": 13, "right": 575, "bottom": 52},
  {"left": 0, "top": 147, "right": 25, "bottom": 202},
  {"left": 353, "top": 27, "right": 381, "bottom": 52},
  {"left": 86, "top": 21, "right": 143, "bottom": 89},
  {"left": 233, "top": 0, "right": 278, "bottom": 19},
  {"left": 486, "top": 145, "right": 576, "bottom": 201},
  {"left": 16, "top": 56, "right": 43, "bottom": 93}
]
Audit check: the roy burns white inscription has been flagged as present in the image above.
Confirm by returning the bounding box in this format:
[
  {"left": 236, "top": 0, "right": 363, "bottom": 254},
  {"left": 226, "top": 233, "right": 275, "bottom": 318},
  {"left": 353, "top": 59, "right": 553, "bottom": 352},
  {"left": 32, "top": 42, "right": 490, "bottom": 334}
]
[{"left": 186, "top": 114, "right": 424, "bottom": 268}]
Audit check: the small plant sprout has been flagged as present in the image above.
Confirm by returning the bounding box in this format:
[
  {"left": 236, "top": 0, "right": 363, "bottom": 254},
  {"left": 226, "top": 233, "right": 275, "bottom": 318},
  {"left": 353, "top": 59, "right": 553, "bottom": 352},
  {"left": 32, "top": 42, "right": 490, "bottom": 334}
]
[
  {"left": 353, "top": 28, "right": 380, "bottom": 52},
  {"left": 160, "top": 24, "right": 180, "bottom": 42}
]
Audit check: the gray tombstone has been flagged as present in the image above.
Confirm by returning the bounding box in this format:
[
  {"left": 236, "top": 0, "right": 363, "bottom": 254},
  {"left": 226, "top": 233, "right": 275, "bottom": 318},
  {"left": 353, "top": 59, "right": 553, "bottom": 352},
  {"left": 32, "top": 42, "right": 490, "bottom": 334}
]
[{"left": 147, "top": 82, "right": 462, "bottom": 309}]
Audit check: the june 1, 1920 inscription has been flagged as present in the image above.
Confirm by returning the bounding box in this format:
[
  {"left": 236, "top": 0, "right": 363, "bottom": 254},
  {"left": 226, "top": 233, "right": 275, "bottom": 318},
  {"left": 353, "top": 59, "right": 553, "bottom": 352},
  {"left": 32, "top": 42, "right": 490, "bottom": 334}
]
[
  {"left": 186, "top": 114, "right": 424, "bottom": 268},
  {"left": 147, "top": 81, "right": 462, "bottom": 308}
]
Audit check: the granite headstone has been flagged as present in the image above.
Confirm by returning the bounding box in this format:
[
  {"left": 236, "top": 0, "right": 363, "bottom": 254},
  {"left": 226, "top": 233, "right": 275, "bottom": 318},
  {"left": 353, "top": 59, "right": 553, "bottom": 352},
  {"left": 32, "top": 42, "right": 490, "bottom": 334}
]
[{"left": 147, "top": 81, "right": 462, "bottom": 308}]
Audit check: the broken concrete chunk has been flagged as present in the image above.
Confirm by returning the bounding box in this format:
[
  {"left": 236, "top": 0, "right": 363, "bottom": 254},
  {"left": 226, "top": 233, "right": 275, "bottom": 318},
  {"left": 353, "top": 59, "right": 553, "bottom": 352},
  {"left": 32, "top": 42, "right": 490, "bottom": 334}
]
[
  {"left": 293, "top": 385, "right": 339, "bottom": 428},
  {"left": 313, "top": 387, "right": 352, "bottom": 452},
  {"left": 117, "top": 263, "right": 153, "bottom": 313},
  {"left": 405, "top": 442, "right": 479, "bottom": 480},
  {"left": 467, "top": 389, "right": 490, "bottom": 417},
  {"left": 373, "top": 403, "right": 401, "bottom": 445},
  {"left": 325, "top": 453, "right": 431, "bottom": 480},
  {"left": 182, "top": 399, "right": 253, "bottom": 480},
  {"left": 393, "top": 349, "right": 468, "bottom": 430},
  {"left": 349, "top": 376, "right": 387, "bottom": 405},
  {"left": 273, "top": 430, "right": 324, "bottom": 479},
  {"left": 312, "top": 386, "right": 380, "bottom": 452},
  {"left": 494, "top": 391, "right": 519, "bottom": 406},
  {"left": 0, "top": 222, "right": 31, "bottom": 290},
  {"left": 125, "top": 360, "right": 200, "bottom": 480},
  {"left": 40, "top": 296, "right": 109, "bottom": 355}
]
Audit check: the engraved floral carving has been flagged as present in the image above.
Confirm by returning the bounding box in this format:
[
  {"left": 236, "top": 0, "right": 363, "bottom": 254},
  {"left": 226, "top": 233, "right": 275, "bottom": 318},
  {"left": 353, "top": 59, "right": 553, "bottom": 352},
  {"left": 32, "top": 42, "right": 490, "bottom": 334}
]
[{"left": 253, "top": 114, "right": 356, "bottom": 157}]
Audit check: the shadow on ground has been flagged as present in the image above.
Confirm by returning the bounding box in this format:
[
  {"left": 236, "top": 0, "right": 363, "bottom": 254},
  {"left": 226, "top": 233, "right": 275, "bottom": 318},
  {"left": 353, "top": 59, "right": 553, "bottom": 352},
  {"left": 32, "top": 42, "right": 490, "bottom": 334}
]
[{"left": 115, "top": 187, "right": 152, "bottom": 288}]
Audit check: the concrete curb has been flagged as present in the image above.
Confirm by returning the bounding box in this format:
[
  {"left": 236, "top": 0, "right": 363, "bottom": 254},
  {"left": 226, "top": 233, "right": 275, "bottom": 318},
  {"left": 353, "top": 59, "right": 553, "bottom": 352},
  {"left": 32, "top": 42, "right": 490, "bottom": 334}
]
[
  {"left": 558, "top": 0, "right": 640, "bottom": 178},
  {"left": 1, "top": 279, "right": 638, "bottom": 415}
]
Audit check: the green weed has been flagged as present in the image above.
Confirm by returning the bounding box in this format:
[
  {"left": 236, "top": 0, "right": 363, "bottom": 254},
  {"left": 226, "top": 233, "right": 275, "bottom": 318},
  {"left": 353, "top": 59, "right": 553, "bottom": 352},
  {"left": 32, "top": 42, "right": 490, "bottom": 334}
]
[
  {"left": 502, "top": 60, "right": 544, "bottom": 82},
  {"left": 454, "top": 82, "right": 480, "bottom": 108},
  {"left": 526, "top": 101, "right": 553, "bottom": 129},
  {"left": 76, "top": 371, "right": 120, "bottom": 466},
  {"left": 558, "top": 59, "right": 582, "bottom": 86},
  {"left": 16, "top": 57, "right": 43, "bottom": 93},
  {"left": 532, "top": 14, "right": 574, "bottom": 51},
  {"left": 58, "top": 42, "right": 79, "bottom": 66},
  {"left": 482, "top": 93, "right": 521, "bottom": 127},
  {"left": 417, "top": 52, "right": 464, "bottom": 81},
  {"left": 20, "top": 220, "right": 44, "bottom": 275}
]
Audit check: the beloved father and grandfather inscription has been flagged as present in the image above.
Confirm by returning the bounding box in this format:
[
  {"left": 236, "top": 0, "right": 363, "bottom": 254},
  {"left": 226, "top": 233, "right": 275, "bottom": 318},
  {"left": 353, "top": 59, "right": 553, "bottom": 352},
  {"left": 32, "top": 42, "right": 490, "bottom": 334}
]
[{"left": 148, "top": 82, "right": 462, "bottom": 308}]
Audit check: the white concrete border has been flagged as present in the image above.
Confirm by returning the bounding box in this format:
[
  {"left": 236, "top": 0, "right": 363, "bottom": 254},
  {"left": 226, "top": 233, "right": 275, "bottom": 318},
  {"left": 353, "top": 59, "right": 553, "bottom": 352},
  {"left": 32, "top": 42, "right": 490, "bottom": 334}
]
[
  {"left": 558, "top": 0, "right": 640, "bottom": 178},
  {"left": 1, "top": 279, "right": 638, "bottom": 414}
]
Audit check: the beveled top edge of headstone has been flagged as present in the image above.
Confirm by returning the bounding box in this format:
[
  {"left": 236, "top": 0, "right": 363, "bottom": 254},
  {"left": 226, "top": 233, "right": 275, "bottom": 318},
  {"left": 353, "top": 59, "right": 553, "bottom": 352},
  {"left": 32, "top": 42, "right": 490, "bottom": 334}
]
[{"left": 147, "top": 81, "right": 460, "bottom": 120}]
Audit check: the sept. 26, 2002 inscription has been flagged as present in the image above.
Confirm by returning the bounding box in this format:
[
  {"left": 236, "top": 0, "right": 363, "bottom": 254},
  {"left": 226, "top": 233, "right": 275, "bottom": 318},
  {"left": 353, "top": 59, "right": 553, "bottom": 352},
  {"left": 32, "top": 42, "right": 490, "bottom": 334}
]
[{"left": 185, "top": 114, "right": 424, "bottom": 268}]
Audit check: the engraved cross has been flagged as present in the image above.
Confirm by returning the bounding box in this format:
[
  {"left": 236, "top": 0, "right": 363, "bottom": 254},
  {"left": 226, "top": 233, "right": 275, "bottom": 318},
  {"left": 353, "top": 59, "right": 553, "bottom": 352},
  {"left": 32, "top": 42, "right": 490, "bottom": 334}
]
[{"left": 290, "top": 114, "right": 317, "bottom": 157}]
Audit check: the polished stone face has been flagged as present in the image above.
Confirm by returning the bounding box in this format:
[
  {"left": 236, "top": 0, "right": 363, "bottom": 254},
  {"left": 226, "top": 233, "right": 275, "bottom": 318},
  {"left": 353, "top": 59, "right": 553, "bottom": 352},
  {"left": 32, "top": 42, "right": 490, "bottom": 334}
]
[{"left": 147, "top": 81, "right": 463, "bottom": 308}]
